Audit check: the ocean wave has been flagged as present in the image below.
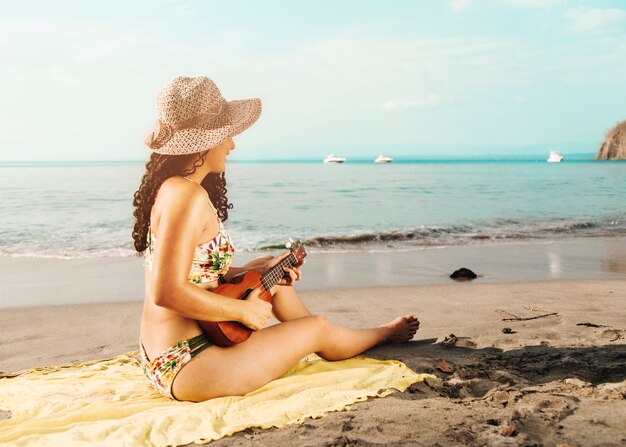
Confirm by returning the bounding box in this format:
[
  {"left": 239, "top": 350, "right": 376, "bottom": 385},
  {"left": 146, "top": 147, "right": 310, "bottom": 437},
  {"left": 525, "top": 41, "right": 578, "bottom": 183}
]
[
  {"left": 257, "top": 218, "right": 626, "bottom": 252},
  {"left": 0, "top": 245, "right": 137, "bottom": 260},
  {"left": 2, "top": 218, "right": 624, "bottom": 258}
]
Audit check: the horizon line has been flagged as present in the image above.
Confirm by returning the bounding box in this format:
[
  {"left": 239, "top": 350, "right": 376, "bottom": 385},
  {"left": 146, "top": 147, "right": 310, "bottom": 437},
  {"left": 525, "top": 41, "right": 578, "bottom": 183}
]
[{"left": 0, "top": 152, "right": 603, "bottom": 164}]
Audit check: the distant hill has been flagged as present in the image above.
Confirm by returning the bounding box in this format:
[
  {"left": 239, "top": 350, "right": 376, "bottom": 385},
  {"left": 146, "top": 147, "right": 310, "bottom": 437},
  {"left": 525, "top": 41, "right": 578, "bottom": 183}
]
[{"left": 597, "top": 120, "right": 626, "bottom": 160}]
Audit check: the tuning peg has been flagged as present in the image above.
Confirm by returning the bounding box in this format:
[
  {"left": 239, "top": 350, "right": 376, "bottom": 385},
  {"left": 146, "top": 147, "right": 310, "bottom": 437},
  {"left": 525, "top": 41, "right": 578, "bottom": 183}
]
[{"left": 285, "top": 237, "right": 294, "bottom": 249}]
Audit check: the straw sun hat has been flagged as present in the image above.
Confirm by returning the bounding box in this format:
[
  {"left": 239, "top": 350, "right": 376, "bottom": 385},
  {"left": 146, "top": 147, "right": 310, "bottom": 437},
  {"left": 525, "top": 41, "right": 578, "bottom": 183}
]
[{"left": 144, "top": 76, "right": 262, "bottom": 155}]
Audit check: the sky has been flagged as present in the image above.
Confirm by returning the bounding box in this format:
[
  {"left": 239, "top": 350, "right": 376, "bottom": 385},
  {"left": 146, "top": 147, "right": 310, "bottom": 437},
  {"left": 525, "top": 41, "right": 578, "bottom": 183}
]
[{"left": 0, "top": 0, "right": 625, "bottom": 161}]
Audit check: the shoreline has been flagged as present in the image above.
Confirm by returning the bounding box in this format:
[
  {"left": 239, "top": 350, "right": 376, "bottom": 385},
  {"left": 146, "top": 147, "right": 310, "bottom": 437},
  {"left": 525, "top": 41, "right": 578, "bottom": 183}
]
[{"left": 1, "top": 236, "right": 625, "bottom": 309}]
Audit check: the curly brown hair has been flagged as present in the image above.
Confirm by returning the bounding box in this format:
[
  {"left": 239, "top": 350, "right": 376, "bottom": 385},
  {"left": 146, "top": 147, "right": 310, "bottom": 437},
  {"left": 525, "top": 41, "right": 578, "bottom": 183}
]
[{"left": 132, "top": 151, "right": 233, "bottom": 254}]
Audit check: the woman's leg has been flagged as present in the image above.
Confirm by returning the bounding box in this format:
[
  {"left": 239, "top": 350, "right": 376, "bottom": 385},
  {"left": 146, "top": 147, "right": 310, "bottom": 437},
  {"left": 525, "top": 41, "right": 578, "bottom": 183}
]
[
  {"left": 270, "top": 285, "right": 419, "bottom": 351},
  {"left": 270, "top": 285, "right": 311, "bottom": 321},
  {"left": 172, "top": 314, "right": 419, "bottom": 402}
]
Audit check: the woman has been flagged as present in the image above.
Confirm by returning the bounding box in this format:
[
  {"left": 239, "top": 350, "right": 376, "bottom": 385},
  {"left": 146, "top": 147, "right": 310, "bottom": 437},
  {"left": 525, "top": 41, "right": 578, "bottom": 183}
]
[{"left": 133, "top": 76, "right": 420, "bottom": 402}]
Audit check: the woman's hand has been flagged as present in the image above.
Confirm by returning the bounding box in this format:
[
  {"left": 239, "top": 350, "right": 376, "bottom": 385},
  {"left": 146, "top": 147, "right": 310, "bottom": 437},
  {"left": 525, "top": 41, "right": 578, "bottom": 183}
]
[
  {"left": 261, "top": 252, "right": 304, "bottom": 286},
  {"left": 239, "top": 289, "right": 273, "bottom": 330}
]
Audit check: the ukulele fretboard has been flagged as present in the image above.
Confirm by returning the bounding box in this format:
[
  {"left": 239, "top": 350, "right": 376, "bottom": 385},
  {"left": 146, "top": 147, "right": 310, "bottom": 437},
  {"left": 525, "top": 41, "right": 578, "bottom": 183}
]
[{"left": 260, "top": 253, "right": 299, "bottom": 290}]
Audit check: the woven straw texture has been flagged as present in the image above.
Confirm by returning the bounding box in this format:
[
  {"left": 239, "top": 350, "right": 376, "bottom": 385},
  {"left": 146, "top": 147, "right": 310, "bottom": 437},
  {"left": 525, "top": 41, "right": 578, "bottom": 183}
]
[{"left": 145, "top": 76, "right": 261, "bottom": 155}]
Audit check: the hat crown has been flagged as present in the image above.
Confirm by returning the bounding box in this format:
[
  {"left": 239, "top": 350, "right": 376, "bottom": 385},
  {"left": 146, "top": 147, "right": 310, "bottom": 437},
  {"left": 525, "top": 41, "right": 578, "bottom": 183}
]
[{"left": 156, "top": 76, "right": 225, "bottom": 125}]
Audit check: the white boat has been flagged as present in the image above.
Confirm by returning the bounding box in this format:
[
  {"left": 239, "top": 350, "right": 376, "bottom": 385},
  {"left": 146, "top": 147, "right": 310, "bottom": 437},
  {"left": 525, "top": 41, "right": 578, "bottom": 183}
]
[
  {"left": 323, "top": 154, "right": 346, "bottom": 163},
  {"left": 374, "top": 154, "right": 393, "bottom": 163},
  {"left": 547, "top": 150, "right": 564, "bottom": 163}
]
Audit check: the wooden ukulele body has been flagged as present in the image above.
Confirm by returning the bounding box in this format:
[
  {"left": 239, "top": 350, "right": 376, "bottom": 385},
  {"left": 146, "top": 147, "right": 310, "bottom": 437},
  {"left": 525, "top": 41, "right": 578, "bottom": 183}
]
[
  {"left": 198, "top": 240, "right": 307, "bottom": 347},
  {"left": 198, "top": 270, "right": 272, "bottom": 347}
]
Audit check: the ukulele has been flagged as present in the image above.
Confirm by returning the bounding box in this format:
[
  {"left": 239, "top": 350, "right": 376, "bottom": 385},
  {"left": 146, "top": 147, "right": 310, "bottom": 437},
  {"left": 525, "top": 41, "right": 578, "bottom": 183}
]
[{"left": 198, "top": 240, "right": 307, "bottom": 347}]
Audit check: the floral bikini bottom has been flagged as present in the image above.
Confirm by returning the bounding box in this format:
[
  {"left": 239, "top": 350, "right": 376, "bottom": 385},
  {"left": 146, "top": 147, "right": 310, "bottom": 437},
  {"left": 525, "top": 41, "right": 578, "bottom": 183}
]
[{"left": 139, "top": 333, "right": 213, "bottom": 400}]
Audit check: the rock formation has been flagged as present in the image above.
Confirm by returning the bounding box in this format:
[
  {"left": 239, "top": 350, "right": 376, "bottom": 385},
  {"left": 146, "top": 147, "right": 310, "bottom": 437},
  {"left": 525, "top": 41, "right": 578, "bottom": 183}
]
[{"left": 596, "top": 120, "right": 626, "bottom": 160}]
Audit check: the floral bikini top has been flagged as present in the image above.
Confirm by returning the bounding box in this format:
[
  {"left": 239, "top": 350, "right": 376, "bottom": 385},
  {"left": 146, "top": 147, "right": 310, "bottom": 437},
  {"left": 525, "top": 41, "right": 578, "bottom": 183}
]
[{"left": 144, "top": 213, "right": 235, "bottom": 285}]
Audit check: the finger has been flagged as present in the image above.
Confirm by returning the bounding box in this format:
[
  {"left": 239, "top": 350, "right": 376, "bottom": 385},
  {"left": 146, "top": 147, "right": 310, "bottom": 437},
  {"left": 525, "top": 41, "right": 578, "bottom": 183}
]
[
  {"left": 280, "top": 275, "right": 292, "bottom": 286},
  {"left": 281, "top": 267, "right": 290, "bottom": 285},
  {"left": 290, "top": 268, "right": 298, "bottom": 282},
  {"left": 284, "top": 267, "right": 296, "bottom": 285},
  {"left": 248, "top": 288, "right": 261, "bottom": 300},
  {"left": 291, "top": 266, "right": 302, "bottom": 281},
  {"left": 275, "top": 270, "right": 286, "bottom": 286}
]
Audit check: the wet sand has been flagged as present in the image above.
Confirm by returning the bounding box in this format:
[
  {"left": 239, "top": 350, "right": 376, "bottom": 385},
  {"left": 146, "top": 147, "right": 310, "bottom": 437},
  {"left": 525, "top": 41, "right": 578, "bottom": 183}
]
[{"left": 1, "top": 236, "right": 625, "bottom": 309}]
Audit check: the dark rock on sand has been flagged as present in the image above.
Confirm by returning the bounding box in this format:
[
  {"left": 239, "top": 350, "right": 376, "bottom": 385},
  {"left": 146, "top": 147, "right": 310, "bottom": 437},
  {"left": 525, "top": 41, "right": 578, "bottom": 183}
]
[{"left": 450, "top": 268, "right": 477, "bottom": 281}]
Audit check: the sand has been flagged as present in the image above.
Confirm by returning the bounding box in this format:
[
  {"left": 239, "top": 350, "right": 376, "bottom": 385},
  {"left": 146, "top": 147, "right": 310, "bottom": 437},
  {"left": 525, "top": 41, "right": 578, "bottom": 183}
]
[{"left": 1, "top": 279, "right": 625, "bottom": 446}]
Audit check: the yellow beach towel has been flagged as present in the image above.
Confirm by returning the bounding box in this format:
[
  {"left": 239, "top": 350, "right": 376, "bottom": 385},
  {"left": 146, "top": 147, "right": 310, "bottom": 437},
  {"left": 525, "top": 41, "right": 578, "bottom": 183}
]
[{"left": 0, "top": 352, "right": 433, "bottom": 446}]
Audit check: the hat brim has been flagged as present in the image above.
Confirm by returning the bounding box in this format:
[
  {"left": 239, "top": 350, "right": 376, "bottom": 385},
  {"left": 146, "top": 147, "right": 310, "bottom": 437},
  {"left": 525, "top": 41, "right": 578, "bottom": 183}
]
[{"left": 150, "top": 97, "right": 262, "bottom": 155}]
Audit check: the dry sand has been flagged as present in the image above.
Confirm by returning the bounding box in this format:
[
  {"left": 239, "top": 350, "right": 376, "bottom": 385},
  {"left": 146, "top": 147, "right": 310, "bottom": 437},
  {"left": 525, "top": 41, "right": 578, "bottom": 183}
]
[{"left": 1, "top": 280, "right": 625, "bottom": 446}]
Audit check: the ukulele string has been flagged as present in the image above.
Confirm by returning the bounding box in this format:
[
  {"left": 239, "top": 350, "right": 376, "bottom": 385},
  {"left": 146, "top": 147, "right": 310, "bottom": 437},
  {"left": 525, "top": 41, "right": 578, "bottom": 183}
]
[
  {"left": 243, "top": 253, "right": 299, "bottom": 292},
  {"left": 250, "top": 256, "right": 292, "bottom": 291},
  {"left": 250, "top": 241, "right": 304, "bottom": 290},
  {"left": 263, "top": 254, "right": 298, "bottom": 288}
]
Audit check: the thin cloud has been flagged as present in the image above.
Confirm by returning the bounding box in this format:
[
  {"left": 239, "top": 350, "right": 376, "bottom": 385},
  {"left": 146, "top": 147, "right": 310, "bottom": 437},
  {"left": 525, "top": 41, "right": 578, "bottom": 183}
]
[
  {"left": 547, "top": 36, "right": 626, "bottom": 84},
  {"left": 566, "top": 7, "right": 626, "bottom": 34},
  {"left": 450, "top": 0, "right": 472, "bottom": 14},
  {"left": 383, "top": 95, "right": 467, "bottom": 111},
  {"left": 502, "top": 0, "right": 563, "bottom": 8},
  {"left": 296, "top": 36, "right": 530, "bottom": 87},
  {"left": 383, "top": 95, "right": 445, "bottom": 110}
]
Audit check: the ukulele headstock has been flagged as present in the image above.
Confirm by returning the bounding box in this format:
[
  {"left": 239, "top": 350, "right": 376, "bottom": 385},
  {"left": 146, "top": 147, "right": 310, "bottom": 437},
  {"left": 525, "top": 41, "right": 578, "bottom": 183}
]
[{"left": 289, "top": 239, "right": 307, "bottom": 261}]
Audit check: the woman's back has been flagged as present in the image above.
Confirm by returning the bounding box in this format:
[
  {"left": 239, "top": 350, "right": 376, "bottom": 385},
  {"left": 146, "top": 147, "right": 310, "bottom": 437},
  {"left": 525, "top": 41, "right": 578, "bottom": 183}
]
[{"left": 140, "top": 177, "right": 218, "bottom": 361}]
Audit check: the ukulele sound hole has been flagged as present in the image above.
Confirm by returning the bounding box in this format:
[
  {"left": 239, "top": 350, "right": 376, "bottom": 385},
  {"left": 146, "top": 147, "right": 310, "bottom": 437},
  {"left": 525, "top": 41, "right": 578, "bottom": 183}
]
[{"left": 240, "top": 289, "right": 254, "bottom": 300}]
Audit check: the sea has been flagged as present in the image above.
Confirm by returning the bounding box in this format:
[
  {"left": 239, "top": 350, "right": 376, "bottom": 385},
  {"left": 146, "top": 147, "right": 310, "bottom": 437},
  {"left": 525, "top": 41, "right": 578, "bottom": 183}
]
[{"left": 1, "top": 158, "right": 625, "bottom": 259}]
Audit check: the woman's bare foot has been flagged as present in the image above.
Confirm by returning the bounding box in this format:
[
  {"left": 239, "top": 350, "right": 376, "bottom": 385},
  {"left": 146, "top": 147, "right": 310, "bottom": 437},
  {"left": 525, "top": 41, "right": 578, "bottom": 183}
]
[{"left": 380, "top": 315, "right": 420, "bottom": 344}]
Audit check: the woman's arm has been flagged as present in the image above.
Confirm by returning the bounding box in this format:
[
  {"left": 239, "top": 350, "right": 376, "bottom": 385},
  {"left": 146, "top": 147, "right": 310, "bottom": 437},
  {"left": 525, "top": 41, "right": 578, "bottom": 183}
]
[
  {"left": 149, "top": 180, "right": 266, "bottom": 326},
  {"left": 223, "top": 254, "right": 304, "bottom": 286},
  {"left": 222, "top": 256, "right": 273, "bottom": 282}
]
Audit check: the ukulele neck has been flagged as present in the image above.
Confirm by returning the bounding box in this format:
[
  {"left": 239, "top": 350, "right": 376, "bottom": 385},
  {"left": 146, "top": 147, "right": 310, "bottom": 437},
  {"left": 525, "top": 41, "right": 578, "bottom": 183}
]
[{"left": 260, "top": 253, "right": 298, "bottom": 290}]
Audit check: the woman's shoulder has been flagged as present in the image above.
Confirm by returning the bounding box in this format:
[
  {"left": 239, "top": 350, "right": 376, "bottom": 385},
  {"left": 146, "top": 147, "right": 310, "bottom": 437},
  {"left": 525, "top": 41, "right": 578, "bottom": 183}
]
[
  {"left": 154, "top": 177, "right": 209, "bottom": 217},
  {"left": 159, "top": 176, "right": 208, "bottom": 200}
]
